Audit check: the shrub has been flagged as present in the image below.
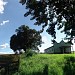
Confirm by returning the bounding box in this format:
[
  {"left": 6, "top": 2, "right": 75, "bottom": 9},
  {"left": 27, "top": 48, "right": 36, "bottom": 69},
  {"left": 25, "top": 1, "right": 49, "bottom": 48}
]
[{"left": 25, "top": 50, "right": 37, "bottom": 57}]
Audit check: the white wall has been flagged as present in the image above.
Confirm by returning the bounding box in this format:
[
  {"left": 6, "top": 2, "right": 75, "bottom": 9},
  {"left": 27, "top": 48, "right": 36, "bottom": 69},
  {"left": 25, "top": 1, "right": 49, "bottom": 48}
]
[{"left": 71, "top": 38, "right": 75, "bottom": 51}]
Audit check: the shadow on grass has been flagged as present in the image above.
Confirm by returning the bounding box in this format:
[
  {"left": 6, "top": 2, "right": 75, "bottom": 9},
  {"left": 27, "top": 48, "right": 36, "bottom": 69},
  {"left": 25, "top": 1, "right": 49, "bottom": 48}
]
[
  {"left": 43, "top": 64, "right": 48, "bottom": 75},
  {"left": 19, "top": 64, "right": 48, "bottom": 75},
  {"left": 32, "top": 64, "right": 48, "bottom": 75},
  {"left": 64, "top": 56, "right": 75, "bottom": 75}
]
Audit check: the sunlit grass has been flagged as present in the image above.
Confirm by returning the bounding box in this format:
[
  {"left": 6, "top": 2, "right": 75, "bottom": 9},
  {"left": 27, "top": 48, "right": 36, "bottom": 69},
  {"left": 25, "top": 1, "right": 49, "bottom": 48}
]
[{"left": 16, "top": 54, "right": 75, "bottom": 75}]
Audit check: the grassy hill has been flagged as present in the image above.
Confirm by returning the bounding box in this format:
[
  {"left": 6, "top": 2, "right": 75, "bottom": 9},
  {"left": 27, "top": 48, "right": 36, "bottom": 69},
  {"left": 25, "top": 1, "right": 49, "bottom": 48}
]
[{"left": 14, "top": 54, "right": 75, "bottom": 75}]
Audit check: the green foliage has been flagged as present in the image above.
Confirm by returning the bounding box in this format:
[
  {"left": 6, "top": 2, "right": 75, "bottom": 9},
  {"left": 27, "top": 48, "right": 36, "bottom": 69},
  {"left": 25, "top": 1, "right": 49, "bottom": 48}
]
[
  {"left": 25, "top": 49, "right": 37, "bottom": 57},
  {"left": 26, "top": 50, "right": 33, "bottom": 57},
  {"left": 14, "top": 54, "right": 75, "bottom": 75},
  {"left": 10, "top": 25, "right": 42, "bottom": 53},
  {"left": 64, "top": 56, "right": 75, "bottom": 75},
  {"left": 20, "top": 0, "right": 75, "bottom": 39}
]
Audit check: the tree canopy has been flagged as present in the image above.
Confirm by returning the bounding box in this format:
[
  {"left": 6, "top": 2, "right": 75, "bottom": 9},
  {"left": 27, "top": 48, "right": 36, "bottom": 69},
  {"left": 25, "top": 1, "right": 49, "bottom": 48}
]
[
  {"left": 10, "top": 25, "right": 42, "bottom": 53},
  {"left": 19, "top": 0, "right": 75, "bottom": 40}
]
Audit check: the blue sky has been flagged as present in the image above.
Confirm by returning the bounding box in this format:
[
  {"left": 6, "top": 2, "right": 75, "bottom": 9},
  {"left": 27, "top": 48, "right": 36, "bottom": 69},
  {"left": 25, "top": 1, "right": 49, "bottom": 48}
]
[{"left": 0, "top": 0, "right": 67, "bottom": 54}]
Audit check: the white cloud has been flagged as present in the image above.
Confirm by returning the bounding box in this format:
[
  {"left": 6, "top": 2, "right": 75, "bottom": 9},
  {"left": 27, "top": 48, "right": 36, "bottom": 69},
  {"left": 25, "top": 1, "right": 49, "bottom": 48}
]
[
  {"left": 0, "top": 43, "right": 9, "bottom": 49},
  {"left": 0, "top": 20, "right": 9, "bottom": 26},
  {"left": 0, "top": 0, "right": 8, "bottom": 14}
]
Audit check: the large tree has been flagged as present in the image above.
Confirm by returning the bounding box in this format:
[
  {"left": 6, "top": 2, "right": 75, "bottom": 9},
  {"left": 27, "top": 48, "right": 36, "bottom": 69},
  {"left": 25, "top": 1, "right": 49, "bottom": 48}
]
[
  {"left": 19, "top": 0, "right": 75, "bottom": 40},
  {"left": 10, "top": 25, "right": 42, "bottom": 53}
]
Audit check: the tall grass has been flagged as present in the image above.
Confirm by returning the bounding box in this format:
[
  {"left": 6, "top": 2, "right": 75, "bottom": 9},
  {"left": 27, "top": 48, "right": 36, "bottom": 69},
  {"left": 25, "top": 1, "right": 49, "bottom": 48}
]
[{"left": 14, "top": 54, "right": 75, "bottom": 75}]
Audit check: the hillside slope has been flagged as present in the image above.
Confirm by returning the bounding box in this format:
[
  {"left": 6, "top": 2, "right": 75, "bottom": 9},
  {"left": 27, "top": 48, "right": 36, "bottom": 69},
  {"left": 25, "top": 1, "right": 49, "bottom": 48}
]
[{"left": 15, "top": 54, "right": 75, "bottom": 75}]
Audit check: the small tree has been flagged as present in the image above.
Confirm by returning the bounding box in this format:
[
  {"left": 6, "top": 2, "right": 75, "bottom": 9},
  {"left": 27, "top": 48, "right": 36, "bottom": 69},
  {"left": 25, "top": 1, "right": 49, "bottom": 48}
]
[{"left": 10, "top": 25, "right": 42, "bottom": 53}]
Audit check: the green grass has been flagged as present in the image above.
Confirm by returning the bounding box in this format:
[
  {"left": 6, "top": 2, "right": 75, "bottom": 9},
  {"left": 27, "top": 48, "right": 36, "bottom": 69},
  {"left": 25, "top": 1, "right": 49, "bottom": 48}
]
[{"left": 15, "top": 54, "right": 75, "bottom": 75}]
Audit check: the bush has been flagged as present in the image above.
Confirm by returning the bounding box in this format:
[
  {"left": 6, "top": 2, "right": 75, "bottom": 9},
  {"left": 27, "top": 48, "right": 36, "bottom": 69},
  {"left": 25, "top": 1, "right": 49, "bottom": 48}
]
[
  {"left": 64, "top": 56, "right": 75, "bottom": 75},
  {"left": 26, "top": 50, "right": 37, "bottom": 57}
]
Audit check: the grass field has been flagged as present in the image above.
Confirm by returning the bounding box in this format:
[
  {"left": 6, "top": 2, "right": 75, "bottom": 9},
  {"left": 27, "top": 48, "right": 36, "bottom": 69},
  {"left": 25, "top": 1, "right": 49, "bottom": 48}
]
[{"left": 14, "top": 54, "right": 75, "bottom": 75}]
